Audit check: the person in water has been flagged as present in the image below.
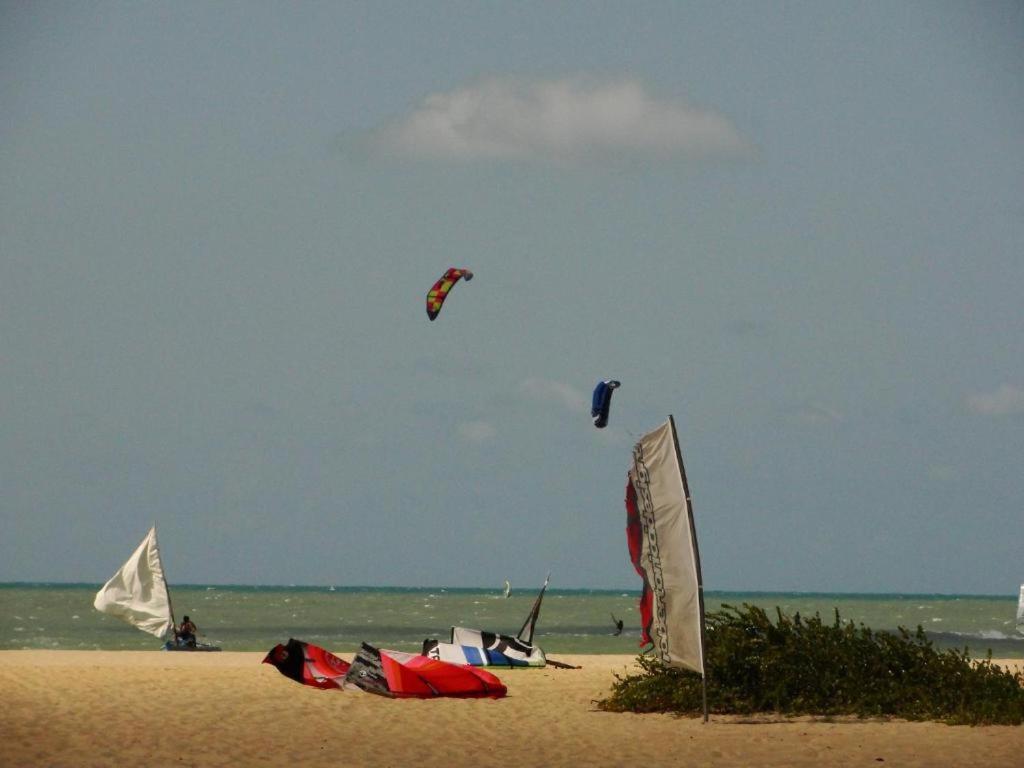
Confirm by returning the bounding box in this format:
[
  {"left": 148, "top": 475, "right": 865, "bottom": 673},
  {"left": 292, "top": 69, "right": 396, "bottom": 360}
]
[
  {"left": 176, "top": 615, "right": 198, "bottom": 647},
  {"left": 611, "top": 614, "right": 624, "bottom": 636}
]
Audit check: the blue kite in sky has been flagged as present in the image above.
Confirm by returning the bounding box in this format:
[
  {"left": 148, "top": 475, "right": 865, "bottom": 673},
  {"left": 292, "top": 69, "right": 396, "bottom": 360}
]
[{"left": 591, "top": 380, "right": 621, "bottom": 429}]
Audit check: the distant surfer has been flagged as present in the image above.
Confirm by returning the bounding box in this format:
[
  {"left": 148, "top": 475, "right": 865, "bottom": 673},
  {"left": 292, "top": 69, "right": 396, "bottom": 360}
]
[
  {"left": 503, "top": 580, "right": 511, "bottom": 599},
  {"left": 611, "top": 614, "right": 624, "bottom": 636}
]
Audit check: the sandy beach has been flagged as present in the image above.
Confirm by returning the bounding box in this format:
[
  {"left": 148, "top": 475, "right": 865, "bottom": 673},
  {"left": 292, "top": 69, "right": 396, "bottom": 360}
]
[{"left": 1, "top": 652, "right": 1021, "bottom": 767}]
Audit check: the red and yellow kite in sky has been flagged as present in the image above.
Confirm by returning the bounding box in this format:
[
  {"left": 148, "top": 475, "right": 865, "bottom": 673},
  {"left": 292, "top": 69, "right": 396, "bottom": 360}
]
[{"left": 426, "top": 267, "right": 473, "bottom": 320}]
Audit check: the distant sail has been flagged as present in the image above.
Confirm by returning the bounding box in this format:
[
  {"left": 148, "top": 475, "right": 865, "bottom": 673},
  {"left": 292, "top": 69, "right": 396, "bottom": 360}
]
[
  {"left": 503, "top": 579, "right": 511, "bottom": 599},
  {"left": 626, "top": 417, "right": 706, "bottom": 675},
  {"left": 1017, "top": 585, "right": 1024, "bottom": 630},
  {"left": 93, "top": 526, "right": 174, "bottom": 639}
]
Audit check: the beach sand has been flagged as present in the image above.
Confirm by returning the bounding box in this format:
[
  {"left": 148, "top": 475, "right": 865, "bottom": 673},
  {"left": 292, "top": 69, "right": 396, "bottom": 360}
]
[{"left": 1, "top": 651, "right": 1021, "bottom": 767}]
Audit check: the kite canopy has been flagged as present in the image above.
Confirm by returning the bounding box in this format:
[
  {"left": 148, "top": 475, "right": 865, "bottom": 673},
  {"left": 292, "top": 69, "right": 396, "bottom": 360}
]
[
  {"left": 263, "top": 639, "right": 507, "bottom": 699},
  {"left": 423, "top": 628, "right": 547, "bottom": 668},
  {"left": 347, "top": 643, "right": 506, "bottom": 698},
  {"left": 422, "top": 575, "right": 550, "bottom": 668},
  {"left": 426, "top": 267, "right": 473, "bottom": 320},
  {"left": 263, "top": 638, "right": 350, "bottom": 689},
  {"left": 591, "top": 380, "right": 621, "bottom": 428}
]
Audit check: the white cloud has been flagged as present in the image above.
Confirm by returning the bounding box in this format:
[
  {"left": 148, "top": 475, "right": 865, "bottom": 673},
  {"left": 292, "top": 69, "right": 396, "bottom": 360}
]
[
  {"left": 373, "top": 76, "right": 750, "bottom": 163},
  {"left": 457, "top": 420, "right": 496, "bottom": 442},
  {"left": 521, "top": 377, "right": 588, "bottom": 413},
  {"left": 966, "top": 384, "right": 1024, "bottom": 416}
]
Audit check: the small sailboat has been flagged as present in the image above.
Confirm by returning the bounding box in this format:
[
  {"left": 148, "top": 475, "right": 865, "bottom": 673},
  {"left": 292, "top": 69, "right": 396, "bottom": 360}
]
[
  {"left": 93, "top": 526, "right": 220, "bottom": 651},
  {"left": 503, "top": 579, "right": 511, "bottom": 599}
]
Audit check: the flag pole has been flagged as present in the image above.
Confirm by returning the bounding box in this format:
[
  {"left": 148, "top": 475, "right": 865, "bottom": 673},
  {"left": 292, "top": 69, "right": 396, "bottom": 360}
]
[{"left": 668, "top": 415, "right": 709, "bottom": 723}]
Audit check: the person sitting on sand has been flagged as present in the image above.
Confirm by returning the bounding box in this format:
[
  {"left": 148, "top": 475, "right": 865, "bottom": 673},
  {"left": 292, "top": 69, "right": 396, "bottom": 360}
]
[{"left": 176, "top": 615, "right": 198, "bottom": 647}]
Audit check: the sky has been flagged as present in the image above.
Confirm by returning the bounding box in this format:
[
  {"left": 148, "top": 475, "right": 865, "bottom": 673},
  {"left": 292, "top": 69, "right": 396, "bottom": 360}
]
[{"left": 2, "top": 1, "right": 1022, "bottom": 594}]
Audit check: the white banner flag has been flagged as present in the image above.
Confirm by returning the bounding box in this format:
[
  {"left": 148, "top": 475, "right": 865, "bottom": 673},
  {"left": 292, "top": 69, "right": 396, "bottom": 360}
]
[{"left": 628, "top": 417, "right": 705, "bottom": 674}]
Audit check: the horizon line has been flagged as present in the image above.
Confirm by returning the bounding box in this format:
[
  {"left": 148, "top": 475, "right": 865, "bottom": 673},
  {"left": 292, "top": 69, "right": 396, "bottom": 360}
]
[{"left": 0, "top": 581, "right": 1017, "bottom": 600}]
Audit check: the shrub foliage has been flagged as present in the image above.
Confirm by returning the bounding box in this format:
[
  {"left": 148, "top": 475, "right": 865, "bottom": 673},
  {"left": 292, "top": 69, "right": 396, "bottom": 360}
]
[{"left": 597, "top": 604, "right": 1024, "bottom": 725}]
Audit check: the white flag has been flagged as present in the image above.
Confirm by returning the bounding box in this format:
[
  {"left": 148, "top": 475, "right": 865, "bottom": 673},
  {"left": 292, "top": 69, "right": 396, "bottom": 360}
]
[{"left": 628, "top": 418, "right": 705, "bottom": 674}]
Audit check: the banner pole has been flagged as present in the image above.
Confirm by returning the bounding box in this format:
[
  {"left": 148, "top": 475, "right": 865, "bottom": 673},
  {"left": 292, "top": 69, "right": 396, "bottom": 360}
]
[{"left": 668, "top": 415, "right": 709, "bottom": 723}]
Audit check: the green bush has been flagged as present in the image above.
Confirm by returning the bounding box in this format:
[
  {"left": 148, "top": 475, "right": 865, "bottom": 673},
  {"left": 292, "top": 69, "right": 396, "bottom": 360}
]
[{"left": 597, "top": 604, "right": 1024, "bottom": 725}]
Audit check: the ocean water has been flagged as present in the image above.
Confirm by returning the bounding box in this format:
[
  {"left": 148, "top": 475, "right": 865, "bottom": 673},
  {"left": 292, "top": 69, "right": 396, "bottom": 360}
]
[{"left": 2, "top": 584, "right": 1022, "bottom": 658}]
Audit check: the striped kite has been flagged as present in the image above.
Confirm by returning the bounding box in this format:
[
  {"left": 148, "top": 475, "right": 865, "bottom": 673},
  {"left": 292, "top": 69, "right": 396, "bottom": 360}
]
[{"left": 426, "top": 267, "right": 473, "bottom": 320}]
